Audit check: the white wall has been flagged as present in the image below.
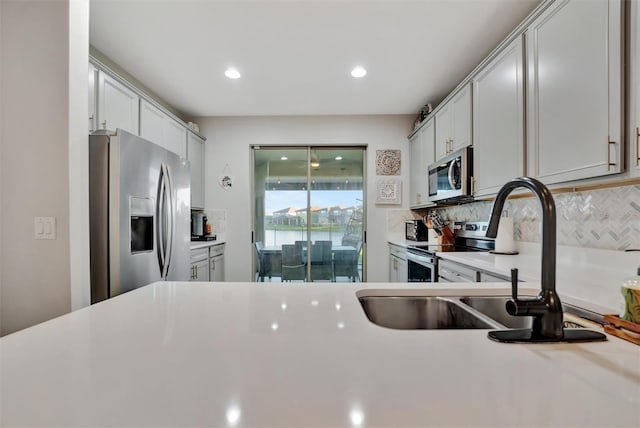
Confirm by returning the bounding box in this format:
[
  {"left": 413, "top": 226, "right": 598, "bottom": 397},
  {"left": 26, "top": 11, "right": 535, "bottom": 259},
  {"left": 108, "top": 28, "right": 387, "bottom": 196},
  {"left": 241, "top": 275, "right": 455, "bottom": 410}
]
[
  {"left": 196, "top": 115, "right": 414, "bottom": 282},
  {"left": 0, "top": 0, "right": 89, "bottom": 335},
  {"left": 0, "top": 0, "right": 4, "bottom": 335},
  {"left": 69, "top": 0, "right": 91, "bottom": 311}
]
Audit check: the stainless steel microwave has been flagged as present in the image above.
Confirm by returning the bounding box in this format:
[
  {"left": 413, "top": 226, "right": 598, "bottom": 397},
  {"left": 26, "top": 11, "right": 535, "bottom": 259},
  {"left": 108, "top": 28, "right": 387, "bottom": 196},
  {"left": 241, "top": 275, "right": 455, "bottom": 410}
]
[{"left": 428, "top": 146, "right": 473, "bottom": 203}]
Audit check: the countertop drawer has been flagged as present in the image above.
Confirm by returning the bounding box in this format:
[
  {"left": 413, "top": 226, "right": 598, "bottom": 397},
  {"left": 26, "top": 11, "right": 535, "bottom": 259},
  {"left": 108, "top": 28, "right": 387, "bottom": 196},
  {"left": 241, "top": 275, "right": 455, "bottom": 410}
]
[{"left": 190, "top": 248, "right": 209, "bottom": 263}]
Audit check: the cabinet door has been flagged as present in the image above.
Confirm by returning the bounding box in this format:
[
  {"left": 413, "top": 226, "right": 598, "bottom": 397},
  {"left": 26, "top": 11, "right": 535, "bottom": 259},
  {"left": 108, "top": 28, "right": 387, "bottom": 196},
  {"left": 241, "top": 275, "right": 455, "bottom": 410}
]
[
  {"left": 389, "top": 254, "right": 399, "bottom": 282},
  {"left": 450, "top": 83, "right": 472, "bottom": 152},
  {"left": 435, "top": 104, "right": 452, "bottom": 160},
  {"left": 409, "top": 120, "right": 435, "bottom": 208},
  {"left": 473, "top": 37, "right": 525, "bottom": 196},
  {"left": 192, "top": 260, "right": 209, "bottom": 281},
  {"left": 188, "top": 132, "right": 205, "bottom": 210},
  {"left": 397, "top": 257, "right": 407, "bottom": 283},
  {"left": 210, "top": 255, "right": 224, "bottom": 282},
  {"left": 631, "top": 0, "right": 640, "bottom": 175},
  {"left": 97, "top": 71, "right": 139, "bottom": 134},
  {"left": 164, "top": 117, "right": 187, "bottom": 158},
  {"left": 526, "top": 0, "right": 622, "bottom": 184},
  {"left": 140, "top": 100, "right": 187, "bottom": 158},
  {"left": 409, "top": 130, "right": 424, "bottom": 207},
  {"left": 88, "top": 64, "right": 97, "bottom": 132},
  {"left": 139, "top": 99, "right": 165, "bottom": 145}
]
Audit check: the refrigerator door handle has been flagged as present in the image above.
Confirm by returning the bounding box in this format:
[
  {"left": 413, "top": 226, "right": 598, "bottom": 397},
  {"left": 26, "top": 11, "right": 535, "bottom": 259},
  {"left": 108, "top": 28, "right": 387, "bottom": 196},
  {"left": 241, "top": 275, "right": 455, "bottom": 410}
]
[
  {"left": 163, "top": 164, "right": 174, "bottom": 278},
  {"left": 156, "top": 164, "right": 167, "bottom": 277}
]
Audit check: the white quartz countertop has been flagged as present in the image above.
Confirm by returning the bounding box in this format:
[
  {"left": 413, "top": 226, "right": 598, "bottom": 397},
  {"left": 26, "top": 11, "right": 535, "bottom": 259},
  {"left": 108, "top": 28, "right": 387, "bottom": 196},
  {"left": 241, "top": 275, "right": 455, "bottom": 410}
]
[
  {"left": 190, "top": 239, "right": 225, "bottom": 250},
  {"left": 1, "top": 282, "right": 639, "bottom": 427}
]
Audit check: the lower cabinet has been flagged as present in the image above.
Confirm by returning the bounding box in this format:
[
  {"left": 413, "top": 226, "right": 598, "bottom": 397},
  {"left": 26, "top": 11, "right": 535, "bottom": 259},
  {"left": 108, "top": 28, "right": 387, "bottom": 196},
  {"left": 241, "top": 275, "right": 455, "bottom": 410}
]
[
  {"left": 388, "top": 244, "right": 407, "bottom": 282},
  {"left": 190, "top": 243, "right": 226, "bottom": 282},
  {"left": 190, "top": 248, "right": 209, "bottom": 281},
  {"left": 209, "top": 243, "right": 225, "bottom": 282},
  {"left": 437, "top": 258, "right": 510, "bottom": 283},
  {"left": 438, "top": 259, "right": 478, "bottom": 283}
]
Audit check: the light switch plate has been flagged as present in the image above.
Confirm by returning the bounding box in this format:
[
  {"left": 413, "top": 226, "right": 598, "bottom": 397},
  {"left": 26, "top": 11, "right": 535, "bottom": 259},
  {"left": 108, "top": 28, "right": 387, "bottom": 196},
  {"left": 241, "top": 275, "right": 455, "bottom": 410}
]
[{"left": 35, "top": 217, "right": 56, "bottom": 240}]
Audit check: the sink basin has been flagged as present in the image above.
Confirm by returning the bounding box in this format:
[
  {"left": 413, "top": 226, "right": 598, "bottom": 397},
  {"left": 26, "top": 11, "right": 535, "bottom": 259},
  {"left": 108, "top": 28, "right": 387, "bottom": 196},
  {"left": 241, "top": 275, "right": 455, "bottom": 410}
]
[
  {"left": 358, "top": 296, "right": 498, "bottom": 330},
  {"left": 459, "top": 296, "right": 592, "bottom": 329},
  {"left": 460, "top": 296, "right": 532, "bottom": 329}
]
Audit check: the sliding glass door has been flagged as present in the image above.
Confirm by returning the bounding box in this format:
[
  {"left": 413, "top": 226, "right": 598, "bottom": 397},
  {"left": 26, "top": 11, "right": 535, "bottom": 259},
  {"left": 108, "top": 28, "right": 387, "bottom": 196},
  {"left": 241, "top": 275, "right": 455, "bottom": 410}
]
[{"left": 252, "top": 146, "right": 365, "bottom": 283}]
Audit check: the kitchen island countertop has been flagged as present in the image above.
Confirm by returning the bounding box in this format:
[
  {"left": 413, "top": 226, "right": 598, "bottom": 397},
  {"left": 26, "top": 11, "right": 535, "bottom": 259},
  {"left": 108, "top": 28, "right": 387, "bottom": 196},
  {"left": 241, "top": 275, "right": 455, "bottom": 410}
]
[{"left": 1, "top": 282, "right": 639, "bottom": 427}]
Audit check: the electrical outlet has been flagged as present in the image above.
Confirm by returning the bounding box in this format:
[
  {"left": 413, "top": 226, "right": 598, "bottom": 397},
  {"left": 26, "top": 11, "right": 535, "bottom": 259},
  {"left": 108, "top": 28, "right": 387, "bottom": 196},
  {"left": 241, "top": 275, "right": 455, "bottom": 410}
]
[{"left": 34, "top": 217, "right": 56, "bottom": 240}]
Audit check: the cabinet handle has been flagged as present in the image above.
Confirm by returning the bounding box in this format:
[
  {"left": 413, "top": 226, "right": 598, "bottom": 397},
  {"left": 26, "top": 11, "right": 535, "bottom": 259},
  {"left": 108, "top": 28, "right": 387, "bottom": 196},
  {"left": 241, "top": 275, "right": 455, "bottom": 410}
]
[
  {"left": 606, "top": 140, "right": 616, "bottom": 171},
  {"left": 636, "top": 128, "right": 640, "bottom": 166}
]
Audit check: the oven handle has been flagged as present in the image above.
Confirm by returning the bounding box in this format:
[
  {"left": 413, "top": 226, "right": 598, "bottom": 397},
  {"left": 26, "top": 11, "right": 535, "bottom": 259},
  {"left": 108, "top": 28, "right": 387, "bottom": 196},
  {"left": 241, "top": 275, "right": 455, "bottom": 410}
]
[{"left": 406, "top": 251, "right": 435, "bottom": 265}]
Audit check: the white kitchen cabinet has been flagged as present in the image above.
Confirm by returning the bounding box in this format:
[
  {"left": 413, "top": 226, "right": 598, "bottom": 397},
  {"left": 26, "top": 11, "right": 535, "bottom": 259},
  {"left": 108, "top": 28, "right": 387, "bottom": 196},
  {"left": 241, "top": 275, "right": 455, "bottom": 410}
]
[
  {"left": 139, "top": 99, "right": 165, "bottom": 145},
  {"left": 435, "top": 83, "right": 472, "bottom": 161},
  {"left": 140, "top": 100, "right": 187, "bottom": 158},
  {"left": 526, "top": 0, "right": 623, "bottom": 184},
  {"left": 388, "top": 244, "right": 407, "bottom": 283},
  {"left": 437, "top": 259, "right": 478, "bottom": 283},
  {"left": 97, "top": 70, "right": 139, "bottom": 135},
  {"left": 88, "top": 64, "right": 97, "bottom": 133},
  {"left": 190, "top": 248, "right": 209, "bottom": 281},
  {"left": 209, "top": 243, "right": 225, "bottom": 282},
  {"left": 409, "top": 119, "right": 435, "bottom": 208},
  {"left": 472, "top": 36, "right": 525, "bottom": 197},
  {"left": 631, "top": 0, "right": 640, "bottom": 175},
  {"left": 188, "top": 131, "right": 205, "bottom": 210},
  {"left": 164, "top": 116, "right": 187, "bottom": 158}
]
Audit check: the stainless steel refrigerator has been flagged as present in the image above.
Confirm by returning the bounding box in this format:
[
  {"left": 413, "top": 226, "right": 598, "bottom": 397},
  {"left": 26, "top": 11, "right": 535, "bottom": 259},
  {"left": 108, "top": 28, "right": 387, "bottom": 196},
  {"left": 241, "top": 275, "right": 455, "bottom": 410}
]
[{"left": 89, "top": 129, "right": 191, "bottom": 304}]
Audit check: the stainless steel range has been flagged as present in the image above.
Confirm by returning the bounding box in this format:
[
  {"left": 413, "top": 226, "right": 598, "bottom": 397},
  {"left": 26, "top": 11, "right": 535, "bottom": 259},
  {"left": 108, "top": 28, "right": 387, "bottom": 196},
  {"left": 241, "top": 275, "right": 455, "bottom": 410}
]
[{"left": 406, "top": 221, "right": 495, "bottom": 282}]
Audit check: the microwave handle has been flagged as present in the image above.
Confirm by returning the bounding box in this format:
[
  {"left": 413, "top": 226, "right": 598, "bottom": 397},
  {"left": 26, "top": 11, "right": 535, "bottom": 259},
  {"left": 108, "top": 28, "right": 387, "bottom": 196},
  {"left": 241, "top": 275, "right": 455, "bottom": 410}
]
[{"left": 447, "top": 159, "right": 457, "bottom": 189}]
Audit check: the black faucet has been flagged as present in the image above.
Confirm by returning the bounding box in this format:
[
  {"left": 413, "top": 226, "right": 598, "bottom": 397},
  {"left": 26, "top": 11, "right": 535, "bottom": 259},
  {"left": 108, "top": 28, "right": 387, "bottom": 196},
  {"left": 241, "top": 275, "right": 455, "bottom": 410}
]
[{"left": 485, "top": 177, "right": 606, "bottom": 343}]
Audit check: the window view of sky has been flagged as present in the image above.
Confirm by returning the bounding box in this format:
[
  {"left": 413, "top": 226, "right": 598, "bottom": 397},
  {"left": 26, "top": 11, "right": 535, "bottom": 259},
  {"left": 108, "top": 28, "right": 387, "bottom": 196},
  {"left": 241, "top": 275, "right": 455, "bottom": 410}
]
[{"left": 265, "top": 190, "right": 362, "bottom": 214}]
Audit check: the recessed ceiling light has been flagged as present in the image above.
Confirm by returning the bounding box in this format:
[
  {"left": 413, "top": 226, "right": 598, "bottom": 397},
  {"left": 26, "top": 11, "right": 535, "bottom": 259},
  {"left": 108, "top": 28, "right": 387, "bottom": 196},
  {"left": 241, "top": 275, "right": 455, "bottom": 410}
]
[
  {"left": 335, "top": 156, "right": 343, "bottom": 160},
  {"left": 225, "top": 68, "right": 241, "bottom": 79},
  {"left": 351, "top": 66, "right": 367, "bottom": 78},
  {"left": 280, "top": 156, "right": 288, "bottom": 160}
]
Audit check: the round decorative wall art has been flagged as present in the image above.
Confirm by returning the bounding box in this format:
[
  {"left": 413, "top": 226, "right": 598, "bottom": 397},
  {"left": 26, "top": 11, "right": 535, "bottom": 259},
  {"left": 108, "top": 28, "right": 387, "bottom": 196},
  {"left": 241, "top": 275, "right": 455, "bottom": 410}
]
[
  {"left": 218, "top": 164, "right": 233, "bottom": 191},
  {"left": 376, "top": 149, "right": 401, "bottom": 175}
]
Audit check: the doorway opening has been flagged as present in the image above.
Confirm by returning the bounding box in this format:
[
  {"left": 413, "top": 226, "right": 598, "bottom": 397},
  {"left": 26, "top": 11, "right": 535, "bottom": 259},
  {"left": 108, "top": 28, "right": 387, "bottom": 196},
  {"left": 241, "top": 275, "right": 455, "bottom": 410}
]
[{"left": 252, "top": 146, "right": 366, "bottom": 283}]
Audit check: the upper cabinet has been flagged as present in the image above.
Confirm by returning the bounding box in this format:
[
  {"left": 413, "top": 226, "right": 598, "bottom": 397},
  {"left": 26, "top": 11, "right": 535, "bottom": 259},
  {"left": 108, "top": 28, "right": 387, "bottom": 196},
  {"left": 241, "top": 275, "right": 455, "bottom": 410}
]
[
  {"left": 526, "top": 0, "right": 623, "bottom": 184},
  {"left": 472, "top": 36, "right": 525, "bottom": 197},
  {"left": 88, "top": 64, "right": 97, "bottom": 133},
  {"left": 435, "top": 84, "right": 472, "bottom": 161},
  {"left": 188, "top": 132, "right": 205, "bottom": 210},
  {"left": 140, "top": 99, "right": 187, "bottom": 158},
  {"left": 409, "top": 119, "right": 435, "bottom": 208},
  {"left": 631, "top": 0, "right": 640, "bottom": 176},
  {"left": 97, "top": 70, "right": 139, "bottom": 135}
]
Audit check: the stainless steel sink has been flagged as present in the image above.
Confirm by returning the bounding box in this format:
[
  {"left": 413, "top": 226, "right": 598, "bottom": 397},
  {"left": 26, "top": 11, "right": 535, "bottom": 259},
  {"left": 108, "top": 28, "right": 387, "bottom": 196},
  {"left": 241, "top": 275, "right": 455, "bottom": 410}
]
[
  {"left": 358, "top": 296, "right": 498, "bottom": 330},
  {"left": 459, "top": 296, "right": 592, "bottom": 329},
  {"left": 460, "top": 296, "right": 532, "bottom": 329},
  {"left": 358, "top": 295, "right": 596, "bottom": 331}
]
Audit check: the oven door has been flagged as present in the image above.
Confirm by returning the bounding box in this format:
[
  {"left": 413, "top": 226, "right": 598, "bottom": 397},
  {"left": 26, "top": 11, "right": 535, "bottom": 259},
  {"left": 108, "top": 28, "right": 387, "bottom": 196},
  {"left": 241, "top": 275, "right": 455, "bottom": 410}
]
[{"left": 406, "top": 250, "right": 436, "bottom": 282}]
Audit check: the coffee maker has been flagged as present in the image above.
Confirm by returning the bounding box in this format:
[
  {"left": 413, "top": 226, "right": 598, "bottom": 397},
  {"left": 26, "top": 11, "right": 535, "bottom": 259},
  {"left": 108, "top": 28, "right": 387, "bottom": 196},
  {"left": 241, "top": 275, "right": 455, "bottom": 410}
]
[{"left": 191, "top": 213, "right": 213, "bottom": 240}]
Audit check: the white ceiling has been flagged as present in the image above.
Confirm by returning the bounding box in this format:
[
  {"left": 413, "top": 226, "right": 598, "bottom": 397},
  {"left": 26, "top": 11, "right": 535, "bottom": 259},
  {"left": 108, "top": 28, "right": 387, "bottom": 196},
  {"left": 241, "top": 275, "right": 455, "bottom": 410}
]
[{"left": 90, "top": 0, "right": 541, "bottom": 118}]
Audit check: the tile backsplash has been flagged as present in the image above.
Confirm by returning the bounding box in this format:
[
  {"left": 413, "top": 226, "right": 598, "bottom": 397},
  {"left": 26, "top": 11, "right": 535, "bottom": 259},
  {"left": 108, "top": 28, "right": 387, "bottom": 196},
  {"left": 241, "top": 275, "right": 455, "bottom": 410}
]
[{"left": 415, "top": 184, "right": 640, "bottom": 251}]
